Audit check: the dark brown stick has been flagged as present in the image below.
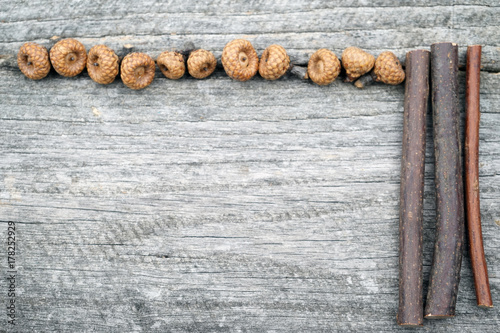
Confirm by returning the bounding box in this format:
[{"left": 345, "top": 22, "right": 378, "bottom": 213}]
[
  {"left": 425, "top": 42, "right": 465, "bottom": 319},
  {"left": 289, "top": 64, "right": 308, "bottom": 80},
  {"left": 116, "top": 44, "right": 135, "bottom": 62},
  {"left": 397, "top": 49, "right": 430, "bottom": 327},
  {"left": 354, "top": 72, "right": 375, "bottom": 89},
  {"left": 465, "top": 45, "right": 493, "bottom": 309}
]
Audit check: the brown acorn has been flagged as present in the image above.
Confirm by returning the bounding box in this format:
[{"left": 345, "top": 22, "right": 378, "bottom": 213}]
[
  {"left": 17, "top": 42, "right": 51, "bottom": 80},
  {"left": 157, "top": 51, "right": 185, "bottom": 80},
  {"left": 187, "top": 49, "right": 216, "bottom": 79},
  {"left": 221, "top": 39, "right": 259, "bottom": 81},
  {"left": 373, "top": 51, "right": 405, "bottom": 85},
  {"left": 87, "top": 45, "right": 119, "bottom": 84},
  {"left": 50, "top": 38, "right": 87, "bottom": 77},
  {"left": 120, "top": 52, "right": 155, "bottom": 90},
  {"left": 307, "top": 49, "right": 341, "bottom": 85},
  {"left": 341, "top": 46, "right": 375, "bottom": 82},
  {"left": 259, "top": 44, "right": 290, "bottom": 80}
]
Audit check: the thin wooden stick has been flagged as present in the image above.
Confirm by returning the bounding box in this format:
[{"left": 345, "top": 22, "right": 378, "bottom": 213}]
[
  {"left": 397, "top": 49, "right": 430, "bottom": 327},
  {"left": 425, "top": 42, "right": 465, "bottom": 319},
  {"left": 465, "top": 44, "right": 493, "bottom": 309}
]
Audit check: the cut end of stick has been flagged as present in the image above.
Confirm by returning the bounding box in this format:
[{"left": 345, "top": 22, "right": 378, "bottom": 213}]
[
  {"left": 424, "top": 314, "right": 455, "bottom": 319},
  {"left": 430, "top": 42, "right": 456, "bottom": 46},
  {"left": 408, "top": 49, "right": 430, "bottom": 53},
  {"left": 289, "top": 65, "right": 308, "bottom": 80},
  {"left": 478, "top": 303, "right": 494, "bottom": 309},
  {"left": 354, "top": 72, "right": 374, "bottom": 89},
  {"left": 397, "top": 323, "right": 424, "bottom": 327},
  {"left": 353, "top": 80, "right": 364, "bottom": 89},
  {"left": 397, "top": 315, "right": 424, "bottom": 327}
]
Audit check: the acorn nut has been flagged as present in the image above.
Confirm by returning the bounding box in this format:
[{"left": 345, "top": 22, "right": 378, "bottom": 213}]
[
  {"left": 373, "top": 51, "right": 405, "bottom": 85},
  {"left": 221, "top": 39, "right": 259, "bottom": 81},
  {"left": 120, "top": 52, "right": 155, "bottom": 90},
  {"left": 341, "top": 47, "right": 375, "bottom": 82},
  {"left": 17, "top": 42, "right": 51, "bottom": 80},
  {"left": 259, "top": 44, "right": 290, "bottom": 80},
  {"left": 50, "top": 38, "right": 87, "bottom": 77},
  {"left": 307, "top": 49, "right": 341, "bottom": 85},
  {"left": 187, "top": 49, "right": 217, "bottom": 79},
  {"left": 87, "top": 45, "right": 119, "bottom": 84},
  {"left": 157, "top": 51, "right": 185, "bottom": 80}
]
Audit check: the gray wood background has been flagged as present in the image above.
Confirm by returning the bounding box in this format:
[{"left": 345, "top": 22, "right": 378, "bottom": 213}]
[{"left": 1, "top": 1, "right": 499, "bottom": 332}]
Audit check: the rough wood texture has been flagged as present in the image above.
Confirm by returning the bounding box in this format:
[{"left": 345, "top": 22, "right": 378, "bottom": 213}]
[
  {"left": 0, "top": 1, "right": 499, "bottom": 332},
  {"left": 397, "top": 49, "right": 430, "bottom": 327},
  {"left": 465, "top": 45, "right": 493, "bottom": 308},
  {"left": 425, "top": 42, "right": 465, "bottom": 319}
]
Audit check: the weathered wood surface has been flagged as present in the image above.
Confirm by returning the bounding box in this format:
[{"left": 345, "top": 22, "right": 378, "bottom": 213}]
[{"left": 0, "top": 1, "right": 499, "bottom": 332}]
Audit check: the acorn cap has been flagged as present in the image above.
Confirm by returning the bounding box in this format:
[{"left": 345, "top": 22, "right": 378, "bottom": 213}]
[
  {"left": 259, "top": 44, "right": 290, "bottom": 80},
  {"left": 17, "top": 42, "right": 51, "bottom": 80},
  {"left": 87, "top": 45, "right": 119, "bottom": 85},
  {"left": 157, "top": 51, "right": 185, "bottom": 80},
  {"left": 187, "top": 49, "right": 216, "bottom": 79},
  {"left": 50, "top": 38, "right": 87, "bottom": 77},
  {"left": 120, "top": 52, "right": 155, "bottom": 90},
  {"left": 341, "top": 46, "right": 375, "bottom": 82},
  {"left": 373, "top": 51, "right": 405, "bottom": 85},
  {"left": 307, "top": 48, "right": 341, "bottom": 85},
  {"left": 221, "top": 39, "right": 259, "bottom": 81}
]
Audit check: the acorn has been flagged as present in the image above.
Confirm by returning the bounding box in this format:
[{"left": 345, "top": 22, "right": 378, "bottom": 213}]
[
  {"left": 120, "top": 52, "right": 155, "bottom": 90},
  {"left": 86, "top": 45, "right": 119, "bottom": 84},
  {"left": 307, "top": 49, "right": 341, "bottom": 85},
  {"left": 373, "top": 51, "right": 405, "bottom": 85},
  {"left": 157, "top": 51, "right": 185, "bottom": 80},
  {"left": 341, "top": 46, "right": 375, "bottom": 82},
  {"left": 50, "top": 38, "right": 87, "bottom": 77},
  {"left": 187, "top": 49, "right": 216, "bottom": 79},
  {"left": 17, "top": 42, "right": 51, "bottom": 80},
  {"left": 354, "top": 51, "right": 406, "bottom": 89},
  {"left": 221, "top": 39, "right": 259, "bottom": 81},
  {"left": 258, "top": 44, "right": 290, "bottom": 80}
]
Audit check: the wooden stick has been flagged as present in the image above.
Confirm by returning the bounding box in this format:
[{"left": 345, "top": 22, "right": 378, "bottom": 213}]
[
  {"left": 289, "top": 64, "right": 309, "bottom": 80},
  {"left": 353, "top": 72, "right": 375, "bottom": 89},
  {"left": 397, "top": 49, "right": 430, "bottom": 327},
  {"left": 465, "top": 45, "right": 493, "bottom": 309},
  {"left": 425, "top": 42, "right": 465, "bottom": 319}
]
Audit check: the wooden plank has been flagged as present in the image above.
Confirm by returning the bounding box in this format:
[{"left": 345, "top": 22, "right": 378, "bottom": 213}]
[
  {"left": 1, "top": 1, "right": 499, "bottom": 332},
  {"left": 1, "top": 2, "right": 500, "bottom": 70}
]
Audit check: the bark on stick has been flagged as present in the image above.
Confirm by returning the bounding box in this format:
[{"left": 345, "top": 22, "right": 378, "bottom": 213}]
[
  {"left": 425, "top": 42, "right": 465, "bottom": 319},
  {"left": 397, "top": 49, "right": 430, "bottom": 327},
  {"left": 465, "top": 45, "right": 493, "bottom": 309}
]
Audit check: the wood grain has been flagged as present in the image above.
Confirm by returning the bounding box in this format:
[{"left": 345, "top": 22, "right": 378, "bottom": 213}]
[{"left": 0, "top": 1, "right": 499, "bottom": 332}]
